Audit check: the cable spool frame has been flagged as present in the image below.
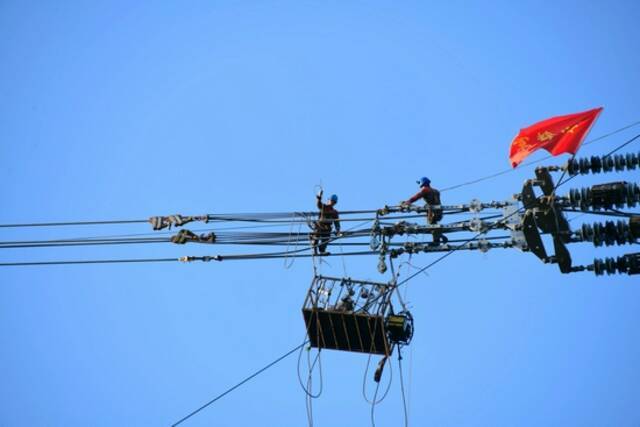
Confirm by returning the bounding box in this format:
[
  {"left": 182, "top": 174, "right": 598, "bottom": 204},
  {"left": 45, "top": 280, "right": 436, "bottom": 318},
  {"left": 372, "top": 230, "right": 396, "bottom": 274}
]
[{"left": 302, "top": 275, "right": 405, "bottom": 356}]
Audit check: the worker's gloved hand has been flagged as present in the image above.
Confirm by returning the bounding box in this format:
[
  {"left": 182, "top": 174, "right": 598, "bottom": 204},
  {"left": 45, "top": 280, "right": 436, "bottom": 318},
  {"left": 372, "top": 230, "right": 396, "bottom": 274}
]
[
  {"left": 336, "top": 232, "right": 344, "bottom": 237},
  {"left": 399, "top": 201, "right": 409, "bottom": 208},
  {"left": 317, "top": 190, "right": 324, "bottom": 198}
]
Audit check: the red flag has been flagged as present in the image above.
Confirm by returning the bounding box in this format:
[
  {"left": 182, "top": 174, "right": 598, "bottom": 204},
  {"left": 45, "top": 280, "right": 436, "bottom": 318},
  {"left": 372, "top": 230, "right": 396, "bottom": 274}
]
[{"left": 509, "top": 107, "right": 603, "bottom": 168}]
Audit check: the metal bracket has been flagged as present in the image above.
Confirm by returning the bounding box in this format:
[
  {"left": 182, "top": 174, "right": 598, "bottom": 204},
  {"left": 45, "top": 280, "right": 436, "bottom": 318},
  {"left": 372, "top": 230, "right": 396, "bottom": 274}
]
[{"left": 521, "top": 211, "right": 547, "bottom": 261}]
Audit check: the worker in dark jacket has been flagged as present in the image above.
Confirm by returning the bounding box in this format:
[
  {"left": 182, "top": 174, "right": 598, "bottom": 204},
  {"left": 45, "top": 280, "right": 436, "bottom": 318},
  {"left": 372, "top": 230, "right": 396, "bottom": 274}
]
[
  {"left": 312, "top": 191, "right": 341, "bottom": 255},
  {"left": 401, "top": 177, "right": 448, "bottom": 245}
]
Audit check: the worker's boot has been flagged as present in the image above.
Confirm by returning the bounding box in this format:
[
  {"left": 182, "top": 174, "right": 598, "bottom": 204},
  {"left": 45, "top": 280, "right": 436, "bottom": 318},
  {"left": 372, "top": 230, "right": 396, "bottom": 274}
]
[{"left": 431, "top": 233, "right": 448, "bottom": 246}]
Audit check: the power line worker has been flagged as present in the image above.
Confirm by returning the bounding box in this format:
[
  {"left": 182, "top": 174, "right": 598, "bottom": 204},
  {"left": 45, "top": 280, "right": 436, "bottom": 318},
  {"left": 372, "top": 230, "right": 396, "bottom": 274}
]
[
  {"left": 401, "top": 177, "right": 448, "bottom": 245},
  {"left": 312, "top": 190, "right": 341, "bottom": 255}
]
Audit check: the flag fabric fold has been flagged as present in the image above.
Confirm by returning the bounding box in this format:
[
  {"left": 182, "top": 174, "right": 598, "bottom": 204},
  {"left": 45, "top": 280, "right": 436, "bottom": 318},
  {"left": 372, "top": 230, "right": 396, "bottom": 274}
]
[{"left": 509, "top": 107, "right": 603, "bottom": 168}]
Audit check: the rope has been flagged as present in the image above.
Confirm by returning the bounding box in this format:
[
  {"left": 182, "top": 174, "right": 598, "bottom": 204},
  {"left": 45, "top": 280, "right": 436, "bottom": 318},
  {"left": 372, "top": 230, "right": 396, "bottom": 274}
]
[
  {"left": 362, "top": 354, "right": 394, "bottom": 405},
  {"left": 283, "top": 219, "right": 303, "bottom": 269},
  {"left": 171, "top": 341, "right": 307, "bottom": 426},
  {"left": 296, "top": 343, "right": 323, "bottom": 399},
  {"left": 338, "top": 236, "right": 348, "bottom": 277},
  {"left": 407, "top": 344, "right": 414, "bottom": 423},
  {"left": 370, "top": 379, "right": 381, "bottom": 427},
  {"left": 398, "top": 348, "right": 409, "bottom": 427},
  {"left": 389, "top": 257, "right": 409, "bottom": 313},
  {"left": 304, "top": 348, "right": 322, "bottom": 427}
]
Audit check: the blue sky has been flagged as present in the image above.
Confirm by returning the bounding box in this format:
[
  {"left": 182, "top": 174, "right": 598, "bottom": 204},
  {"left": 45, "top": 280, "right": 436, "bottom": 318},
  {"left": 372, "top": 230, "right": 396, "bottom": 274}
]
[{"left": 1, "top": 1, "right": 639, "bottom": 426}]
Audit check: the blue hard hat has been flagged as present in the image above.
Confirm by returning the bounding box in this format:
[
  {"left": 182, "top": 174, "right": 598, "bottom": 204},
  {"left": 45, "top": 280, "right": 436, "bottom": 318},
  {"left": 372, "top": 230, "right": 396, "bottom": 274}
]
[
  {"left": 330, "top": 194, "right": 338, "bottom": 203},
  {"left": 417, "top": 177, "right": 431, "bottom": 186}
]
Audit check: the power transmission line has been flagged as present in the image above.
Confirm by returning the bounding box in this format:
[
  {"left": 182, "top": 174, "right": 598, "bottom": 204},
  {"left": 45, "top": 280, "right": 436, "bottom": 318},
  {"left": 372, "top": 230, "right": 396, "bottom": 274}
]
[
  {"left": 394, "top": 130, "right": 640, "bottom": 290},
  {"left": 440, "top": 120, "right": 640, "bottom": 192},
  {"left": 0, "top": 257, "right": 177, "bottom": 267},
  {"left": 2, "top": 119, "right": 637, "bottom": 231}
]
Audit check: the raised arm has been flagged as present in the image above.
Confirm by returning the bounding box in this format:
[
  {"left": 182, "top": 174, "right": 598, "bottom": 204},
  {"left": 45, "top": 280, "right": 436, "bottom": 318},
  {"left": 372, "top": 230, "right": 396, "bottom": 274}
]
[{"left": 406, "top": 187, "right": 428, "bottom": 204}]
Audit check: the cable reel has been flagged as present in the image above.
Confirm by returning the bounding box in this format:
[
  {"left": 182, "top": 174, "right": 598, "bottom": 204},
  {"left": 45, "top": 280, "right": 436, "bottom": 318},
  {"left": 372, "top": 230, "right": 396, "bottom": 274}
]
[
  {"left": 302, "top": 275, "right": 399, "bottom": 356},
  {"left": 385, "top": 311, "right": 414, "bottom": 346}
]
